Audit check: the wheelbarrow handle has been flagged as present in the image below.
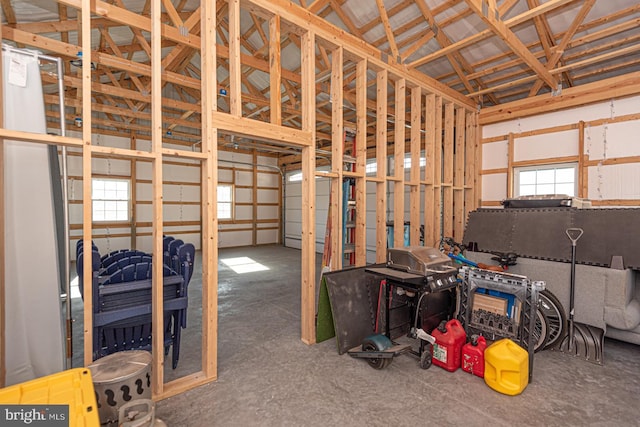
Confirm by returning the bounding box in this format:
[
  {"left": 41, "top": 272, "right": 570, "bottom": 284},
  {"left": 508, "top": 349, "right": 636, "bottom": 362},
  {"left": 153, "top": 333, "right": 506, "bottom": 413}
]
[{"left": 565, "top": 228, "right": 584, "bottom": 246}]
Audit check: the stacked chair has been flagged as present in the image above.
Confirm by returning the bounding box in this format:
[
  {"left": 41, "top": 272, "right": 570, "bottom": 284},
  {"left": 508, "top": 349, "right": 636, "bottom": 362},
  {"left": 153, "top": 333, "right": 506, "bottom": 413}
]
[{"left": 76, "top": 237, "right": 195, "bottom": 369}]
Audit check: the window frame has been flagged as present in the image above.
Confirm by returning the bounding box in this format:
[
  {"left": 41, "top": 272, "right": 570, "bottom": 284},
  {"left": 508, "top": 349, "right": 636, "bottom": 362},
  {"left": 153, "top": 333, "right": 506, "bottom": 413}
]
[
  {"left": 513, "top": 162, "right": 578, "bottom": 197},
  {"left": 217, "top": 183, "right": 234, "bottom": 220},
  {"left": 91, "top": 177, "right": 131, "bottom": 222}
]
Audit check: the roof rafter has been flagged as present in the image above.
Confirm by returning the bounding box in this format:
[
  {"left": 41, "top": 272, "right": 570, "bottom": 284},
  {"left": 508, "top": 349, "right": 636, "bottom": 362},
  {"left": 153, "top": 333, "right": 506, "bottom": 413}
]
[{"left": 463, "top": 0, "right": 558, "bottom": 90}]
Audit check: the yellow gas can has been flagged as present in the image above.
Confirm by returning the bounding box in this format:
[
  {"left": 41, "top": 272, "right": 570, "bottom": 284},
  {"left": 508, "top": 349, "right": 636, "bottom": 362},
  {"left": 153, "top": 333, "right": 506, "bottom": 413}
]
[{"left": 484, "top": 338, "right": 529, "bottom": 396}]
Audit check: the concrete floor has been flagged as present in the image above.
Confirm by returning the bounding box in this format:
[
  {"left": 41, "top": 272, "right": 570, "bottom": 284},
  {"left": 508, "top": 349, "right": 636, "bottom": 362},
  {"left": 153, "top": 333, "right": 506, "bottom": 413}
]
[{"left": 75, "top": 245, "right": 640, "bottom": 426}]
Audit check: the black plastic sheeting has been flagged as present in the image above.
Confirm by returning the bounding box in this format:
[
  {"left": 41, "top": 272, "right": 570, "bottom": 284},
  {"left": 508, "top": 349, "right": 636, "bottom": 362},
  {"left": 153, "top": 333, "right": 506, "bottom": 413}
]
[
  {"left": 463, "top": 208, "right": 640, "bottom": 269},
  {"left": 322, "top": 267, "right": 380, "bottom": 355}
]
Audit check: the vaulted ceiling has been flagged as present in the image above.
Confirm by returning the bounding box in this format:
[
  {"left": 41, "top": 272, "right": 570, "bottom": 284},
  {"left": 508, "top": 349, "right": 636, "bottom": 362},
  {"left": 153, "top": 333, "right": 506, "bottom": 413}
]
[{"left": 2, "top": 0, "right": 640, "bottom": 150}]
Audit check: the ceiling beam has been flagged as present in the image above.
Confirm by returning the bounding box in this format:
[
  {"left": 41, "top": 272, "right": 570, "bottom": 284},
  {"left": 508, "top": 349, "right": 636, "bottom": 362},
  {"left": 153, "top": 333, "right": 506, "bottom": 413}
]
[
  {"left": 463, "top": 0, "right": 558, "bottom": 90},
  {"left": 409, "top": 0, "right": 576, "bottom": 68}
]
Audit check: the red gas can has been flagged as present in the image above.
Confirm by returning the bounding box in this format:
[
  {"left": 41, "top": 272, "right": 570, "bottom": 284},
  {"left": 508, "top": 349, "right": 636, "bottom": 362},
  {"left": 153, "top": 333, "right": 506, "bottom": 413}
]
[
  {"left": 461, "top": 335, "right": 487, "bottom": 378},
  {"left": 431, "top": 319, "right": 466, "bottom": 372}
]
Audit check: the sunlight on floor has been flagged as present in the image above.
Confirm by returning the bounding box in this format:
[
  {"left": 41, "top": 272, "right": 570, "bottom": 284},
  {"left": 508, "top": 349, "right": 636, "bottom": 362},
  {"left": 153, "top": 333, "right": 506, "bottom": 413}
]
[
  {"left": 221, "top": 257, "right": 270, "bottom": 274},
  {"left": 70, "top": 276, "right": 82, "bottom": 299}
]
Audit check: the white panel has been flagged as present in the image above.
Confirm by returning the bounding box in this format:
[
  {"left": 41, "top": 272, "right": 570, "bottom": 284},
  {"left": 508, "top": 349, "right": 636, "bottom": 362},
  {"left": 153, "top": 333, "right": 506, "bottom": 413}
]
[
  {"left": 235, "top": 170, "right": 253, "bottom": 186},
  {"left": 136, "top": 204, "right": 152, "bottom": 221},
  {"left": 286, "top": 222, "right": 302, "bottom": 236},
  {"left": 286, "top": 182, "right": 302, "bottom": 197},
  {"left": 257, "top": 229, "right": 279, "bottom": 244},
  {"left": 94, "top": 133, "right": 131, "bottom": 148},
  {"left": 136, "top": 161, "right": 152, "bottom": 177},
  {"left": 285, "top": 237, "right": 302, "bottom": 249},
  {"left": 164, "top": 163, "right": 200, "bottom": 182},
  {"left": 92, "top": 237, "right": 132, "bottom": 255},
  {"left": 588, "top": 164, "right": 640, "bottom": 200},
  {"left": 163, "top": 184, "right": 200, "bottom": 202},
  {"left": 257, "top": 172, "right": 279, "bottom": 187},
  {"left": 258, "top": 188, "right": 279, "bottom": 203},
  {"left": 136, "top": 182, "right": 152, "bottom": 201},
  {"left": 514, "top": 129, "right": 578, "bottom": 162},
  {"left": 218, "top": 169, "right": 233, "bottom": 182},
  {"left": 92, "top": 157, "right": 130, "bottom": 175},
  {"left": 163, "top": 204, "right": 200, "bottom": 220},
  {"left": 257, "top": 206, "right": 279, "bottom": 219},
  {"left": 219, "top": 151, "right": 253, "bottom": 164},
  {"left": 287, "top": 208, "right": 302, "bottom": 223},
  {"left": 483, "top": 95, "right": 640, "bottom": 138},
  {"left": 135, "top": 139, "right": 152, "bottom": 151},
  {"left": 585, "top": 121, "right": 640, "bottom": 160},
  {"left": 482, "top": 140, "right": 508, "bottom": 169},
  {"left": 482, "top": 173, "right": 508, "bottom": 201},
  {"left": 219, "top": 231, "right": 253, "bottom": 247},
  {"left": 235, "top": 205, "right": 253, "bottom": 220},
  {"left": 236, "top": 187, "right": 252, "bottom": 202}
]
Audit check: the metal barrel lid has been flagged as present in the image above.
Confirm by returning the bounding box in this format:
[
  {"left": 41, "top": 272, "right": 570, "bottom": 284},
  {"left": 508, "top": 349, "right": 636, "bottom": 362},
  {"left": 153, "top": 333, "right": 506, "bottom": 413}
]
[{"left": 88, "top": 350, "right": 152, "bottom": 385}]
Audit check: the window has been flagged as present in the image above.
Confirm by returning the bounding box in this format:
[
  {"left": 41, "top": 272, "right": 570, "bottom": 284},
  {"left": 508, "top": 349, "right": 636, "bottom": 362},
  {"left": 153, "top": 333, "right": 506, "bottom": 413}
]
[
  {"left": 288, "top": 172, "right": 303, "bottom": 182},
  {"left": 217, "top": 184, "right": 233, "bottom": 219},
  {"left": 515, "top": 164, "right": 577, "bottom": 197},
  {"left": 92, "top": 178, "right": 129, "bottom": 221}
]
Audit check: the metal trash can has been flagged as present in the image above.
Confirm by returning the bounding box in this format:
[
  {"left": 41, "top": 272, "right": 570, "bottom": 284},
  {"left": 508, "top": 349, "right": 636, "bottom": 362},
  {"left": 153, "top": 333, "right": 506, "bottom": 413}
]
[
  {"left": 88, "top": 350, "right": 152, "bottom": 426},
  {"left": 119, "top": 399, "right": 167, "bottom": 427}
]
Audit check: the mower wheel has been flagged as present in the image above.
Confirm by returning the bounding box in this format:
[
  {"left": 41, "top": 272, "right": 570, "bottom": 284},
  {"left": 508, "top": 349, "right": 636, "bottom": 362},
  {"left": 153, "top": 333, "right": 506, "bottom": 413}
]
[
  {"left": 420, "top": 343, "right": 433, "bottom": 369},
  {"left": 361, "top": 335, "right": 393, "bottom": 370}
]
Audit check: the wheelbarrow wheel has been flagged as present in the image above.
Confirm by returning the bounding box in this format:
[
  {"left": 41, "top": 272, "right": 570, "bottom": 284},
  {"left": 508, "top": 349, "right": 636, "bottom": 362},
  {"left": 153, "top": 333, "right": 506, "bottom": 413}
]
[
  {"left": 419, "top": 343, "right": 433, "bottom": 369},
  {"left": 361, "top": 335, "right": 392, "bottom": 370}
]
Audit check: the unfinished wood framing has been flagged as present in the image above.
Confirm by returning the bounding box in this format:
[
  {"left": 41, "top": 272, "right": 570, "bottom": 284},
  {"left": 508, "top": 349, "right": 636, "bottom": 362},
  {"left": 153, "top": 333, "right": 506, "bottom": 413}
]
[
  {"left": 453, "top": 107, "right": 466, "bottom": 240},
  {"left": 442, "top": 102, "right": 455, "bottom": 239},
  {"left": 200, "top": 0, "right": 218, "bottom": 382},
  {"left": 423, "top": 94, "right": 436, "bottom": 247},
  {"left": 464, "top": 112, "right": 478, "bottom": 220},
  {"left": 300, "top": 29, "right": 316, "bottom": 344},
  {"left": 0, "top": 0, "right": 482, "bottom": 397},
  {"left": 393, "top": 78, "right": 406, "bottom": 248},
  {"left": 0, "top": 15, "right": 5, "bottom": 388},
  {"left": 329, "top": 46, "right": 344, "bottom": 270},
  {"left": 375, "top": 69, "right": 388, "bottom": 263},
  {"left": 409, "top": 87, "right": 422, "bottom": 246},
  {"left": 354, "top": 58, "right": 367, "bottom": 266},
  {"left": 150, "top": 0, "right": 164, "bottom": 393}
]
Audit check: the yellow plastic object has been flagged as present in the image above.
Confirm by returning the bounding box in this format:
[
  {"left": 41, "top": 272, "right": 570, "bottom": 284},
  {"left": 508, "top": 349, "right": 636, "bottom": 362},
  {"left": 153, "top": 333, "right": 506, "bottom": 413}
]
[
  {"left": 0, "top": 368, "right": 100, "bottom": 427},
  {"left": 484, "top": 338, "right": 529, "bottom": 396}
]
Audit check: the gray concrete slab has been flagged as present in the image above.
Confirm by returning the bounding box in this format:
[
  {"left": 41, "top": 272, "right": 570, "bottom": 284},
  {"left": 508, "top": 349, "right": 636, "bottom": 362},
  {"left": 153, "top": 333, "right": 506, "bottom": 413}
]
[{"left": 74, "top": 245, "right": 640, "bottom": 426}]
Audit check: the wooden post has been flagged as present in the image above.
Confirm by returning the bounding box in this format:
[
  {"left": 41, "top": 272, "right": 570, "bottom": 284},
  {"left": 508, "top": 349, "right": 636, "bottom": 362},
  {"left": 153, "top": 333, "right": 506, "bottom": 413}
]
[
  {"left": 393, "top": 78, "right": 406, "bottom": 248},
  {"left": 269, "top": 15, "right": 282, "bottom": 125},
  {"left": 229, "top": 0, "right": 241, "bottom": 116},
  {"left": 442, "top": 102, "right": 454, "bottom": 238},
  {"left": 354, "top": 58, "right": 367, "bottom": 266},
  {"left": 330, "top": 47, "right": 343, "bottom": 270},
  {"left": 578, "top": 120, "right": 586, "bottom": 198},
  {"left": 507, "top": 132, "right": 514, "bottom": 198},
  {"left": 252, "top": 149, "right": 258, "bottom": 245},
  {"left": 453, "top": 107, "right": 465, "bottom": 240},
  {"left": 300, "top": 30, "right": 316, "bottom": 344},
  {"left": 201, "top": 0, "right": 218, "bottom": 381},
  {"left": 150, "top": 0, "right": 165, "bottom": 395},
  {"left": 130, "top": 132, "right": 137, "bottom": 249},
  {"left": 375, "top": 69, "right": 388, "bottom": 263},
  {"left": 424, "top": 93, "right": 436, "bottom": 247},
  {"left": 0, "top": 13, "right": 5, "bottom": 387},
  {"left": 81, "top": 0, "right": 94, "bottom": 368},
  {"left": 410, "top": 87, "right": 421, "bottom": 245},
  {"left": 433, "top": 96, "right": 443, "bottom": 242},
  {"left": 464, "top": 111, "right": 477, "bottom": 217}
]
